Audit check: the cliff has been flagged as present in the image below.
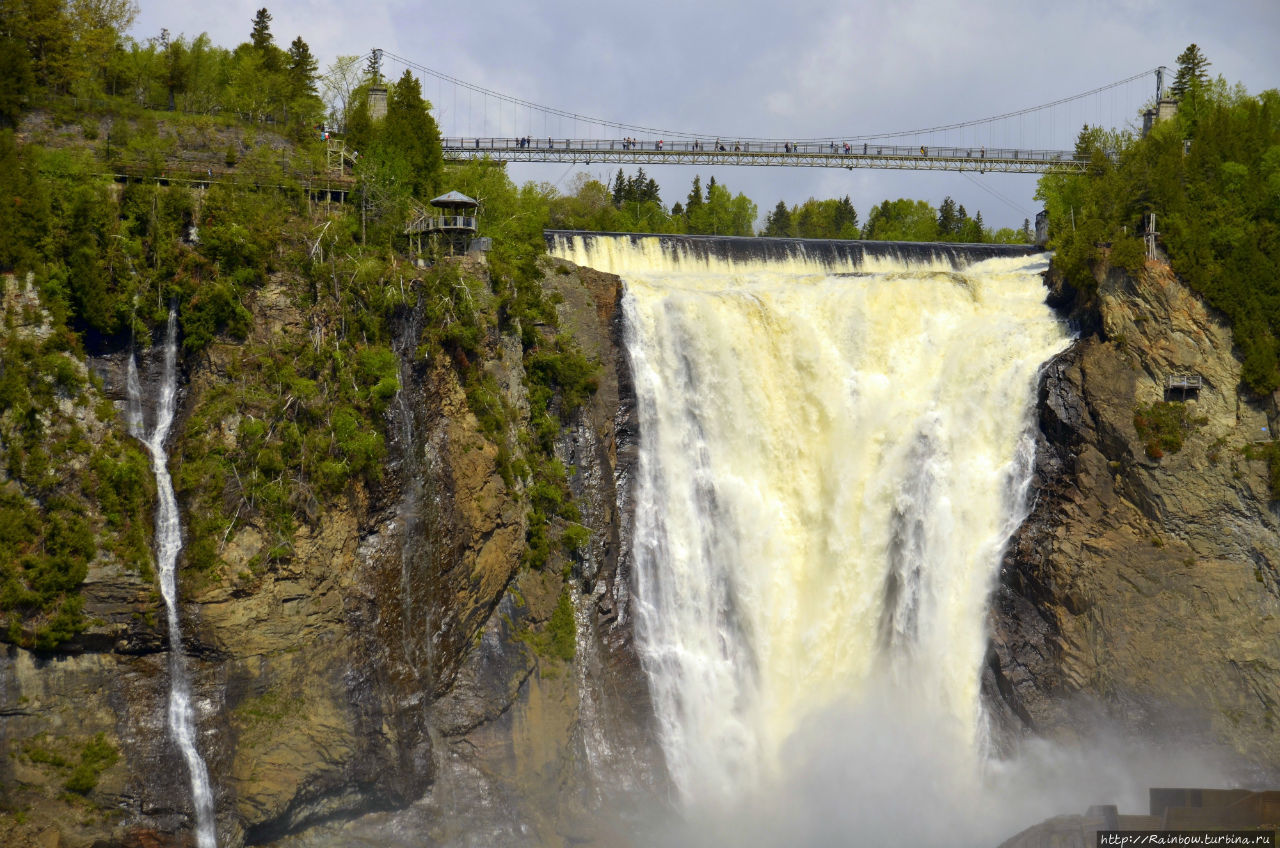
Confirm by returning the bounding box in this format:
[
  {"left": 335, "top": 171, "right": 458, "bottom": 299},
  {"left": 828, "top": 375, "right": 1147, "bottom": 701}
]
[
  {"left": 986, "top": 253, "right": 1280, "bottom": 779},
  {"left": 0, "top": 254, "right": 662, "bottom": 847}
]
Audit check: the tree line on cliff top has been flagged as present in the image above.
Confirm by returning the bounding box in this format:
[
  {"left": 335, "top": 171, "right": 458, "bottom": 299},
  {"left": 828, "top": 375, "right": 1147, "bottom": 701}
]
[{"left": 1035, "top": 44, "right": 1280, "bottom": 395}]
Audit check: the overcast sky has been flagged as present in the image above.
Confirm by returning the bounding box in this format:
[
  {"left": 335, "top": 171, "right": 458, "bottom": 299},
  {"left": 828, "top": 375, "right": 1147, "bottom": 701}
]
[{"left": 133, "top": 0, "right": 1280, "bottom": 230}]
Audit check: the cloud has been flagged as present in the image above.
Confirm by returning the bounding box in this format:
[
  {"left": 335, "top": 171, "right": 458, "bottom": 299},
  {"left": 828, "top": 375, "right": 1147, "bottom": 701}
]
[{"left": 128, "top": 0, "right": 1280, "bottom": 229}]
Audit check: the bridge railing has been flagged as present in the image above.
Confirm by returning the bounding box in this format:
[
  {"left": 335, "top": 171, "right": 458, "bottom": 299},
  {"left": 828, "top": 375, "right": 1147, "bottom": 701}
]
[{"left": 441, "top": 137, "right": 1087, "bottom": 163}]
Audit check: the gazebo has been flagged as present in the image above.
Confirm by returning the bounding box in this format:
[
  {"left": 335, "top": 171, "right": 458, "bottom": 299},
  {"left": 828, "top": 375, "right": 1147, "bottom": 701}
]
[{"left": 405, "top": 191, "right": 480, "bottom": 256}]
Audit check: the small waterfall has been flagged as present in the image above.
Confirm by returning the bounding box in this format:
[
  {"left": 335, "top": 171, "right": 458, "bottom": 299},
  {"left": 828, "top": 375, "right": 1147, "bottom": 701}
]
[
  {"left": 549, "top": 234, "right": 1072, "bottom": 842},
  {"left": 129, "top": 309, "right": 218, "bottom": 848}
]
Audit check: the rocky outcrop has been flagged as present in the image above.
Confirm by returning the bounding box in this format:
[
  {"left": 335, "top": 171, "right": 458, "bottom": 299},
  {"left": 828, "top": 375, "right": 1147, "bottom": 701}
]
[
  {"left": 0, "top": 256, "right": 661, "bottom": 847},
  {"left": 986, "top": 256, "right": 1280, "bottom": 779},
  {"left": 270, "top": 258, "right": 665, "bottom": 848}
]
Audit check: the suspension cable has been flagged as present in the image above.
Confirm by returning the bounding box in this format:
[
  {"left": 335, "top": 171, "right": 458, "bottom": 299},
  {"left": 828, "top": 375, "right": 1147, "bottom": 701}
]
[{"left": 372, "top": 50, "right": 1158, "bottom": 145}]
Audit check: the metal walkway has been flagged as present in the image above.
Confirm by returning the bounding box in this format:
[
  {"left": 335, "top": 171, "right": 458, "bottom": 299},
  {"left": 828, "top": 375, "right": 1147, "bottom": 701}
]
[{"left": 442, "top": 137, "right": 1088, "bottom": 174}]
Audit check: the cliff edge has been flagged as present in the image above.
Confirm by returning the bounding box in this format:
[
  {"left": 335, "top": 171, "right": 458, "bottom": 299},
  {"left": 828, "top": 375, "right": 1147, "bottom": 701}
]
[{"left": 986, "top": 254, "right": 1280, "bottom": 779}]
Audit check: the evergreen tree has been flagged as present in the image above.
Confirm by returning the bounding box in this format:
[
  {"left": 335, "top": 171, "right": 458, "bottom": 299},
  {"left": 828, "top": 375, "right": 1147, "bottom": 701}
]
[
  {"left": 937, "top": 196, "right": 959, "bottom": 237},
  {"left": 250, "top": 8, "right": 273, "bottom": 51},
  {"left": 611, "top": 169, "right": 626, "bottom": 207},
  {"left": 287, "top": 36, "right": 318, "bottom": 99},
  {"left": 381, "top": 68, "right": 442, "bottom": 198},
  {"left": 644, "top": 176, "right": 661, "bottom": 204},
  {"left": 763, "top": 200, "right": 793, "bottom": 237},
  {"left": 686, "top": 176, "right": 703, "bottom": 214},
  {"left": 1170, "top": 43, "right": 1210, "bottom": 99},
  {"left": 365, "top": 49, "right": 382, "bottom": 84},
  {"left": 834, "top": 195, "right": 858, "bottom": 237},
  {"left": 706, "top": 176, "right": 716, "bottom": 203}
]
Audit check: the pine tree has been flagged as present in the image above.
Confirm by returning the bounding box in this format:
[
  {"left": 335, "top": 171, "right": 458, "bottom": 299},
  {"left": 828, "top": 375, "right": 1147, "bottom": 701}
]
[
  {"left": 685, "top": 176, "right": 703, "bottom": 214},
  {"left": 1170, "top": 44, "right": 1211, "bottom": 99},
  {"left": 287, "top": 37, "right": 319, "bottom": 99},
  {"left": 763, "top": 200, "right": 793, "bottom": 237},
  {"left": 250, "top": 8, "right": 273, "bottom": 51},
  {"left": 612, "top": 170, "right": 626, "bottom": 207},
  {"left": 937, "top": 196, "right": 959, "bottom": 237},
  {"left": 705, "top": 176, "right": 716, "bottom": 203},
  {"left": 644, "top": 176, "right": 661, "bottom": 205},
  {"left": 834, "top": 195, "right": 858, "bottom": 236},
  {"left": 382, "top": 68, "right": 442, "bottom": 198},
  {"left": 365, "top": 49, "right": 382, "bottom": 84}
]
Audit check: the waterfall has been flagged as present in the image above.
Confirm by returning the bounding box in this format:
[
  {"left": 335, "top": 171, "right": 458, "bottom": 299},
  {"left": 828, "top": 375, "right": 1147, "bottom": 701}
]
[
  {"left": 548, "top": 234, "right": 1071, "bottom": 842},
  {"left": 128, "top": 310, "right": 218, "bottom": 848}
]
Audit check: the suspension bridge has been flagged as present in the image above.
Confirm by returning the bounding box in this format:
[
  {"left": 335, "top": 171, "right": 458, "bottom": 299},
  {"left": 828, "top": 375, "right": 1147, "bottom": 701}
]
[{"left": 371, "top": 50, "right": 1168, "bottom": 176}]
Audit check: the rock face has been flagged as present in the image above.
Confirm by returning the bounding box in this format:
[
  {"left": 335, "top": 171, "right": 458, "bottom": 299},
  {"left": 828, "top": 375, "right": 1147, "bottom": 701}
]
[
  {"left": 985, "top": 256, "right": 1280, "bottom": 779},
  {"left": 0, "top": 259, "right": 662, "bottom": 847}
]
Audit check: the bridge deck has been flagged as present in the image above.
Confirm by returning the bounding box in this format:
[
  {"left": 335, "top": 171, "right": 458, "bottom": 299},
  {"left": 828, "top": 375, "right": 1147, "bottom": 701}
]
[{"left": 443, "top": 138, "right": 1088, "bottom": 174}]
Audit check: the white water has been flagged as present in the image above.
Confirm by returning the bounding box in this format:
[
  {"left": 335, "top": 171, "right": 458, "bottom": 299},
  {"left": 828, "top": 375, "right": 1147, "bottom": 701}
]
[
  {"left": 549, "top": 235, "right": 1079, "bottom": 841},
  {"left": 128, "top": 311, "right": 217, "bottom": 848}
]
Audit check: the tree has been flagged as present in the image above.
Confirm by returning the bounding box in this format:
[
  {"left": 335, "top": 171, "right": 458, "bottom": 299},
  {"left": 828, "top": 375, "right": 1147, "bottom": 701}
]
[
  {"left": 7, "top": 0, "right": 76, "bottom": 92},
  {"left": 364, "top": 49, "right": 381, "bottom": 84},
  {"left": 0, "top": 36, "right": 35, "bottom": 127},
  {"left": 937, "top": 196, "right": 959, "bottom": 237},
  {"left": 287, "top": 37, "right": 318, "bottom": 98},
  {"left": 688, "top": 179, "right": 755, "bottom": 236},
  {"left": 685, "top": 176, "right": 704, "bottom": 216},
  {"left": 762, "top": 200, "right": 793, "bottom": 237},
  {"left": 1170, "top": 43, "right": 1210, "bottom": 99},
  {"left": 250, "top": 8, "right": 273, "bottom": 51},
  {"left": 67, "top": 0, "right": 140, "bottom": 96},
  {"left": 156, "top": 28, "right": 187, "bottom": 111},
  {"left": 611, "top": 169, "right": 626, "bottom": 206},
  {"left": 284, "top": 36, "right": 321, "bottom": 128},
  {"left": 380, "top": 68, "right": 442, "bottom": 199},
  {"left": 833, "top": 195, "right": 858, "bottom": 237},
  {"left": 322, "top": 55, "right": 363, "bottom": 130},
  {"left": 861, "top": 198, "right": 939, "bottom": 242}
]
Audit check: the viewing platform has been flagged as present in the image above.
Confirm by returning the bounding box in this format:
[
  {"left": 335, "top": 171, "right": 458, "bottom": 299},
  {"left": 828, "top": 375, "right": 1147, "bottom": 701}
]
[{"left": 1164, "top": 374, "right": 1203, "bottom": 400}]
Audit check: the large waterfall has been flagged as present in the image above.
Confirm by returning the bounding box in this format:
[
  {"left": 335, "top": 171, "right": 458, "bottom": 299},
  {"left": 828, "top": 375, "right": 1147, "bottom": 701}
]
[
  {"left": 549, "top": 233, "right": 1073, "bottom": 844},
  {"left": 128, "top": 310, "right": 218, "bottom": 848}
]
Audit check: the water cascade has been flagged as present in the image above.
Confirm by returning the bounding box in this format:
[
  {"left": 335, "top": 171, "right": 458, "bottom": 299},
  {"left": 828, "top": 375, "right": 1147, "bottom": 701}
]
[
  {"left": 128, "top": 310, "right": 218, "bottom": 848},
  {"left": 549, "top": 233, "right": 1073, "bottom": 843}
]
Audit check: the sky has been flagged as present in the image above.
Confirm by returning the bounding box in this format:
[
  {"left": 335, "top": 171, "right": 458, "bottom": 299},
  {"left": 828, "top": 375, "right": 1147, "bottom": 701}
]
[{"left": 132, "top": 0, "right": 1280, "bottom": 231}]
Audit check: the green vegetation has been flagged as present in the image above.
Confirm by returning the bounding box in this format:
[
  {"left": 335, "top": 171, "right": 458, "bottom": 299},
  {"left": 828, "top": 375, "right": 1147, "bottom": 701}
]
[
  {"left": 522, "top": 584, "right": 576, "bottom": 663},
  {"left": 63, "top": 734, "right": 118, "bottom": 795},
  {"left": 0, "top": 307, "right": 155, "bottom": 648},
  {"left": 1133, "top": 401, "right": 1204, "bottom": 459},
  {"left": 20, "top": 733, "right": 118, "bottom": 796},
  {"left": 1036, "top": 47, "right": 1280, "bottom": 394}
]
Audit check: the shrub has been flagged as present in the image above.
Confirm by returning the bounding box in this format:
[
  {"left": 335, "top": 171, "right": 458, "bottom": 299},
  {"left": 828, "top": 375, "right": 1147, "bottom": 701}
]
[
  {"left": 1134, "top": 401, "right": 1195, "bottom": 459},
  {"left": 63, "top": 734, "right": 118, "bottom": 795}
]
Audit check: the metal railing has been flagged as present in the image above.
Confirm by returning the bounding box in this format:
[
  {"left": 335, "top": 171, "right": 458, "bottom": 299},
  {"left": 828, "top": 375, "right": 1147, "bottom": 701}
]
[
  {"left": 406, "top": 214, "right": 477, "bottom": 233},
  {"left": 1166, "top": 375, "right": 1203, "bottom": 390},
  {"left": 440, "top": 137, "right": 1090, "bottom": 173},
  {"left": 445, "top": 136, "right": 1080, "bottom": 160}
]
